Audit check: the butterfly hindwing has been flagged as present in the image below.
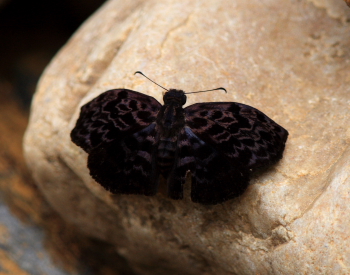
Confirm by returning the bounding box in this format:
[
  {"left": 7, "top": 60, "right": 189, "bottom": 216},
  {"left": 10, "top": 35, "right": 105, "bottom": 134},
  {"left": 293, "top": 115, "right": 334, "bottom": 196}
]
[
  {"left": 71, "top": 89, "right": 161, "bottom": 153},
  {"left": 183, "top": 127, "right": 250, "bottom": 204},
  {"left": 184, "top": 102, "right": 288, "bottom": 171},
  {"left": 87, "top": 123, "right": 159, "bottom": 196}
]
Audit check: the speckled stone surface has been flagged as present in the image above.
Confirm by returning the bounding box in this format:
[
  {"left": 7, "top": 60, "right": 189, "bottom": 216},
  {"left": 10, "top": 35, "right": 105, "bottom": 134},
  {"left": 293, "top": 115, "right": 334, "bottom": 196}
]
[{"left": 24, "top": 0, "right": 350, "bottom": 274}]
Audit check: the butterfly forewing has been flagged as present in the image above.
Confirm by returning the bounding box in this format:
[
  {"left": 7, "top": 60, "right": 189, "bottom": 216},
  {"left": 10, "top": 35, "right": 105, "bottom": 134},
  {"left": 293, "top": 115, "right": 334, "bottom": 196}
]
[
  {"left": 184, "top": 102, "right": 288, "bottom": 171},
  {"left": 71, "top": 89, "right": 161, "bottom": 153}
]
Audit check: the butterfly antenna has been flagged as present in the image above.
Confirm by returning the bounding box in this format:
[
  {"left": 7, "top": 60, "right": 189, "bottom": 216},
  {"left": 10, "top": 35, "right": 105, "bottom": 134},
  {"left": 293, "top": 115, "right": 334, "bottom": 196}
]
[
  {"left": 134, "top": 71, "right": 169, "bottom": 91},
  {"left": 185, "top": 87, "right": 227, "bottom": 95}
]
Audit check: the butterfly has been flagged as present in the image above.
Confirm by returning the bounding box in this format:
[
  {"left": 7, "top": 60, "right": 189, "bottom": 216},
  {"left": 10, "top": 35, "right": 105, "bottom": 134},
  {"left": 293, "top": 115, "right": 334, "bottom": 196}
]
[{"left": 70, "top": 72, "right": 288, "bottom": 205}]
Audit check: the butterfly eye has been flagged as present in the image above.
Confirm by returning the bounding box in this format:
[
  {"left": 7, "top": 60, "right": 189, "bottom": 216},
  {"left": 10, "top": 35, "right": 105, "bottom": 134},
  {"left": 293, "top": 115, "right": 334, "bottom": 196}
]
[{"left": 181, "top": 94, "right": 187, "bottom": 105}]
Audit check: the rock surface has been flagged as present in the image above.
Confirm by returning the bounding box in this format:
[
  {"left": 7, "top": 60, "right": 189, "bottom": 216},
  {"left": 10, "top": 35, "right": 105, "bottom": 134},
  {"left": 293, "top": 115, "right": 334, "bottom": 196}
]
[{"left": 24, "top": 0, "right": 350, "bottom": 274}]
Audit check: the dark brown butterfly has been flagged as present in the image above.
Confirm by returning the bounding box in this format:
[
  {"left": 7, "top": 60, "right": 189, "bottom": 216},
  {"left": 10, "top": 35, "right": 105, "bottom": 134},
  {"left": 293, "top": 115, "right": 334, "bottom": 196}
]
[{"left": 71, "top": 72, "right": 288, "bottom": 204}]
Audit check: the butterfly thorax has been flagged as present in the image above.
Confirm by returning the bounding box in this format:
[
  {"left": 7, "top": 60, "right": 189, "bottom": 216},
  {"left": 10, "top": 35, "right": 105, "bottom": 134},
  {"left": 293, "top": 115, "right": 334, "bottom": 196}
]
[
  {"left": 156, "top": 89, "right": 186, "bottom": 176},
  {"left": 157, "top": 89, "right": 186, "bottom": 135}
]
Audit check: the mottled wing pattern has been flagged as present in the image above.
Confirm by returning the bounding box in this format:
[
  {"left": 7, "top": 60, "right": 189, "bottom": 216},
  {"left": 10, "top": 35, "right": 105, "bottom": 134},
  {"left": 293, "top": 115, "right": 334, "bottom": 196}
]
[
  {"left": 185, "top": 102, "right": 289, "bottom": 170},
  {"left": 71, "top": 88, "right": 288, "bottom": 204},
  {"left": 169, "top": 127, "right": 250, "bottom": 204},
  {"left": 87, "top": 123, "right": 159, "bottom": 195},
  {"left": 71, "top": 89, "right": 161, "bottom": 153}
]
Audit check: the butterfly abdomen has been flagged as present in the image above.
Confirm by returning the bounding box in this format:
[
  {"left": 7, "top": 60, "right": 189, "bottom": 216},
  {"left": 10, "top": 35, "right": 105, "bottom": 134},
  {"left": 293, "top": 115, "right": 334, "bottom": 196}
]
[
  {"left": 155, "top": 98, "right": 186, "bottom": 177},
  {"left": 157, "top": 139, "right": 177, "bottom": 176}
]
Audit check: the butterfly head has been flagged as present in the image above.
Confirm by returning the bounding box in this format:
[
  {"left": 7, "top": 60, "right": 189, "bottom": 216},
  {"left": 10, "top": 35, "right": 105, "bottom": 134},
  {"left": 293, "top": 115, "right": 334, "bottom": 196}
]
[
  {"left": 163, "top": 89, "right": 187, "bottom": 106},
  {"left": 134, "top": 71, "right": 227, "bottom": 107}
]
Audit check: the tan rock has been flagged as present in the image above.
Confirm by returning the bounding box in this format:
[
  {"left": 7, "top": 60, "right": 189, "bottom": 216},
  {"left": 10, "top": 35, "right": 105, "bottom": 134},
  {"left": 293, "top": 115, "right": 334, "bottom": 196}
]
[
  {"left": 346, "top": 0, "right": 350, "bottom": 8},
  {"left": 24, "top": 0, "right": 350, "bottom": 274}
]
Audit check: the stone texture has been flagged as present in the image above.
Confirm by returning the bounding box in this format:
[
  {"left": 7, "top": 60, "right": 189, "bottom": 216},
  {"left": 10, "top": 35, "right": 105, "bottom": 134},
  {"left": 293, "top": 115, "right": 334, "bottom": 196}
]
[
  {"left": 345, "top": 0, "right": 350, "bottom": 8},
  {"left": 24, "top": 0, "right": 350, "bottom": 274},
  {"left": 0, "top": 81, "right": 134, "bottom": 275}
]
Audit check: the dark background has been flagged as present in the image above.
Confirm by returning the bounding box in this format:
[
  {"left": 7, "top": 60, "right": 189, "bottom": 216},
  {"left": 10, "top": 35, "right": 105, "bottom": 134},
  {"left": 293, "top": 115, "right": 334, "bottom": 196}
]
[
  {"left": 0, "top": 0, "right": 136, "bottom": 274},
  {"left": 0, "top": 0, "right": 105, "bottom": 107}
]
